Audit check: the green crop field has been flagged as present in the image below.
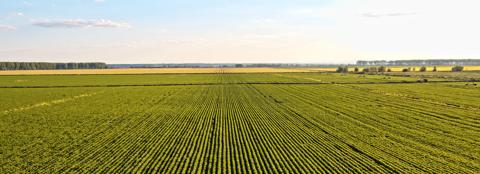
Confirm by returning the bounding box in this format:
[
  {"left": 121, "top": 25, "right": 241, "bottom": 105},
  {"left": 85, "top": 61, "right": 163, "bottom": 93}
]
[{"left": 1, "top": 71, "right": 479, "bottom": 173}]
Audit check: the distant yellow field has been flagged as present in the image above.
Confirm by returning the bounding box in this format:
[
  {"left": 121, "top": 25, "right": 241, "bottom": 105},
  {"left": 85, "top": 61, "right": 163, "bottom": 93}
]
[
  {"left": 0, "top": 68, "right": 319, "bottom": 75},
  {"left": 302, "top": 68, "right": 337, "bottom": 72},
  {"left": 220, "top": 68, "right": 314, "bottom": 73},
  {"left": 1, "top": 66, "right": 477, "bottom": 75},
  {"left": 464, "top": 66, "right": 480, "bottom": 71}
]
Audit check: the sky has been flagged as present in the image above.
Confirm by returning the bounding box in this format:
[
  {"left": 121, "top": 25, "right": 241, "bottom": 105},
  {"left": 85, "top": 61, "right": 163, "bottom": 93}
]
[{"left": 0, "top": 0, "right": 479, "bottom": 64}]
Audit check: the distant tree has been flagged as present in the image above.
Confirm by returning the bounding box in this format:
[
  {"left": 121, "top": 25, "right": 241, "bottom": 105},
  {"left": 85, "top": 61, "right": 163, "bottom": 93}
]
[
  {"left": 378, "top": 66, "right": 386, "bottom": 73},
  {"left": 0, "top": 63, "right": 6, "bottom": 70},
  {"left": 363, "top": 67, "right": 370, "bottom": 73},
  {"left": 336, "top": 66, "right": 343, "bottom": 73},
  {"left": 412, "top": 67, "right": 416, "bottom": 71},
  {"left": 357, "top": 59, "right": 480, "bottom": 66},
  {"left": 0, "top": 62, "right": 107, "bottom": 70},
  {"left": 419, "top": 66, "right": 427, "bottom": 72},
  {"left": 452, "top": 66, "right": 464, "bottom": 72},
  {"left": 336, "top": 66, "right": 349, "bottom": 73},
  {"left": 417, "top": 78, "right": 428, "bottom": 83},
  {"left": 354, "top": 67, "right": 359, "bottom": 73},
  {"left": 387, "top": 68, "right": 392, "bottom": 72},
  {"left": 402, "top": 68, "right": 410, "bottom": 72},
  {"left": 235, "top": 64, "right": 244, "bottom": 68},
  {"left": 433, "top": 66, "right": 438, "bottom": 72}
]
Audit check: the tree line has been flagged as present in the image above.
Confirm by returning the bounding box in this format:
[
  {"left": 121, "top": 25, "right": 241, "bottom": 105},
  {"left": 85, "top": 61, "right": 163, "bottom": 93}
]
[
  {"left": 0, "top": 62, "right": 108, "bottom": 70},
  {"left": 108, "top": 63, "right": 341, "bottom": 68},
  {"left": 337, "top": 65, "right": 464, "bottom": 73},
  {"left": 357, "top": 59, "right": 480, "bottom": 66}
]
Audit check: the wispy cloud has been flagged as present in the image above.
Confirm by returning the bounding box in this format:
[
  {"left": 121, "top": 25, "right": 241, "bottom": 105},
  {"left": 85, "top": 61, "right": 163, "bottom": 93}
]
[
  {"left": 2, "top": 12, "right": 25, "bottom": 21},
  {"left": 288, "top": 8, "right": 329, "bottom": 18},
  {"left": 252, "top": 18, "right": 277, "bottom": 24},
  {"left": 0, "top": 24, "right": 16, "bottom": 30},
  {"left": 32, "top": 19, "right": 131, "bottom": 29},
  {"left": 94, "top": 0, "right": 106, "bottom": 3},
  {"left": 8, "top": 12, "right": 24, "bottom": 17},
  {"left": 362, "top": 12, "right": 417, "bottom": 18},
  {"left": 22, "top": 1, "right": 33, "bottom": 6}
]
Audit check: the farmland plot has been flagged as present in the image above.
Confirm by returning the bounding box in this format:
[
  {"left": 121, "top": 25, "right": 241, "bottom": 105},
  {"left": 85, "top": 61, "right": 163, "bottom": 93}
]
[
  {"left": 0, "top": 73, "right": 450, "bottom": 88},
  {"left": 0, "top": 73, "right": 478, "bottom": 173}
]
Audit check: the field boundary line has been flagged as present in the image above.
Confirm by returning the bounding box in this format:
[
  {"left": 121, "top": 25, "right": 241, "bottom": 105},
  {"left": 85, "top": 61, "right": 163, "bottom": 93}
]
[{"left": 0, "top": 80, "right": 471, "bottom": 89}]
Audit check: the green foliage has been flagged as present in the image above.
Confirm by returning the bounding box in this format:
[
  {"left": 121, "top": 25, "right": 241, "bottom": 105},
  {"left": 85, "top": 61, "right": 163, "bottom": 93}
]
[
  {"left": 378, "top": 66, "right": 386, "bottom": 72},
  {"left": 354, "top": 67, "right": 359, "bottom": 72},
  {"left": 452, "top": 66, "right": 464, "bottom": 72},
  {"left": 0, "top": 73, "right": 443, "bottom": 87},
  {"left": 361, "top": 66, "right": 386, "bottom": 73},
  {"left": 0, "top": 62, "right": 107, "bottom": 70},
  {"left": 420, "top": 66, "right": 427, "bottom": 72},
  {"left": 0, "top": 73, "right": 478, "bottom": 173},
  {"left": 417, "top": 78, "right": 428, "bottom": 83},
  {"left": 357, "top": 59, "right": 480, "bottom": 66},
  {"left": 336, "top": 66, "right": 349, "bottom": 73},
  {"left": 363, "top": 67, "right": 370, "bottom": 73},
  {"left": 386, "top": 71, "right": 480, "bottom": 82}
]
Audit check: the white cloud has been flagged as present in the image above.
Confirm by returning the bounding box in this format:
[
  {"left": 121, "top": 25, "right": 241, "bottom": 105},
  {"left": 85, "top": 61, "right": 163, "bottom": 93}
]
[
  {"left": 22, "top": 1, "right": 33, "bottom": 6},
  {"left": 289, "top": 8, "right": 324, "bottom": 17},
  {"left": 4, "top": 0, "right": 480, "bottom": 63},
  {"left": 32, "top": 19, "right": 131, "bottom": 29},
  {"left": 288, "top": 0, "right": 480, "bottom": 60},
  {"left": 9, "top": 12, "right": 25, "bottom": 17},
  {"left": 252, "top": 18, "right": 277, "bottom": 24},
  {"left": 94, "top": 0, "right": 106, "bottom": 3},
  {"left": 361, "top": 12, "right": 416, "bottom": 18},
  {"left": 0, "top": 25, "right": 16, "bottom": 30}
]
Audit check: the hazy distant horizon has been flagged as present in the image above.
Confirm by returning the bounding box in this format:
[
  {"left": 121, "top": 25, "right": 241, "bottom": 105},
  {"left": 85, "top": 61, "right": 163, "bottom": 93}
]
[
  {"left": 1, "top": 0, "right": 480, "bottom": 63},
  {"left": 2, "top": 57, "right": 480, "bottom": 65}
]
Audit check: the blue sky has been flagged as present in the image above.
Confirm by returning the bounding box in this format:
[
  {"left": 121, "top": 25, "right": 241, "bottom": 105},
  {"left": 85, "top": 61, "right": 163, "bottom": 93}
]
[{"left": 1, "top": 0, "right": 479, "bottom": 63}]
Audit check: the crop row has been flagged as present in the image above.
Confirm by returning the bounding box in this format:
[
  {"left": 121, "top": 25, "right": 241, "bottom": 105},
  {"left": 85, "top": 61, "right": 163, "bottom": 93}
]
[
  {"left": 254, "top": 84, "right": 479, "bottom": 173},
  {"left": 1, "top": 74, "right": 478, "bottom": 173}
]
